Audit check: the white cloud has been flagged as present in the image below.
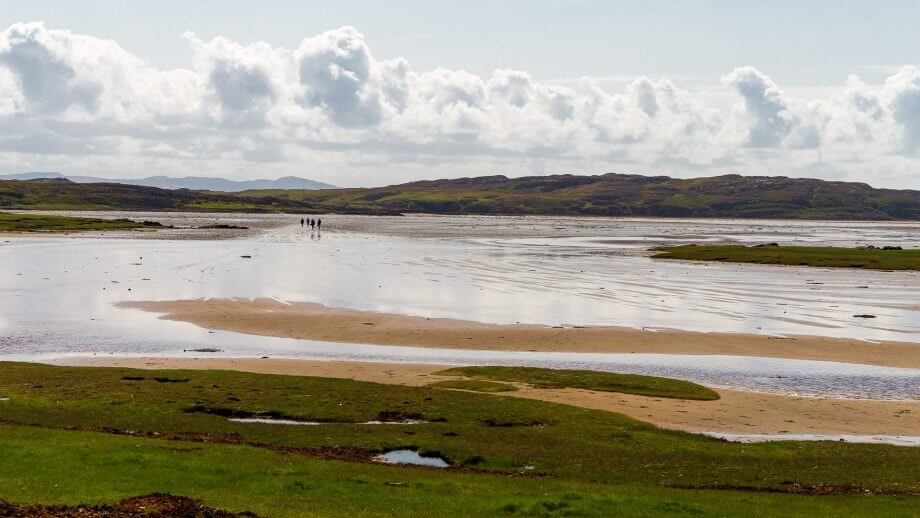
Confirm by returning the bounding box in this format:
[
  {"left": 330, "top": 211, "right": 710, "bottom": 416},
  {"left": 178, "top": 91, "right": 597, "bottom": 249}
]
[
  {"left": 295, "top": 27, "right": 395, "bottom": 127},
  {"left": 884, "top": 66, "right": 920, "bottom": 152},
  {"left": 0, "top": 22, "right": 919, "bottom": 188}
]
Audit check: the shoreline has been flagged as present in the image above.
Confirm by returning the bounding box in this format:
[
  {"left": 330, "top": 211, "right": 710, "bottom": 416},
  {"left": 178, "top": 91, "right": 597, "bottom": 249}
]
[
  {"left": 118, "top": 298, "right": 920, "bottom": 368},
  {"left": 55, "top": 356, "right": 920, "bottom": 437}
]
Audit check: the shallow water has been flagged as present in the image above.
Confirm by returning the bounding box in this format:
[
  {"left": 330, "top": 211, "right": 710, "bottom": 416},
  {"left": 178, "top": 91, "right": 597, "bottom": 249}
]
[
  {"left": 1, "top": 214, "right": 919, "bottom": 399},
  {"left": 2, "top": 216, "right": 918, "bottom": 340},
  {"left": 374, "top": 449, "right": 450, "bottom": 468},
  {"left": 229, "top": 418, "right": 322, "bottom": 426},
  {"left": 227, "top": 417, "right": 426, "bottom": 425},
  {"left": 37, "top": 343, "right": 920, "bottom": 400},
  {"left": 702, "top": 433, "right": 920, "bottom": 447}
]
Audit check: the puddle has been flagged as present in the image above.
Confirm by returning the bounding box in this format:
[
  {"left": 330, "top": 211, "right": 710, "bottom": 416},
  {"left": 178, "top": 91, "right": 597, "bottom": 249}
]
[
  {"left": 229, "top": 418, "right": 322, "bottom": 426},
  {"left": 373, "top": 449, "right": 450, "bottom": 468},
  {"left": 0, "top": 397, "right": 8, "bottom": 401},
  {"left": 227, "top": 417, "right": 427, "bottom": 425},
  {"left": 703, "top": 433, "right": 920, "bottom": 447},
  {"left": 362, "top": 419, "right": 428, "bottom": 425}
]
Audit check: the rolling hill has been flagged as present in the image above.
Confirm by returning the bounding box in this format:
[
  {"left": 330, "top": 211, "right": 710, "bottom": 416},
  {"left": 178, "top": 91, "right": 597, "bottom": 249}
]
[
  {"left": 2, "top": 173, "right": 919, "bottom": 220},
  {"left": 0, "top": 178, "right": 314, "bottom": 213},
  {"left": 238, "top": 173, "right": 920, "bottom": 220}
]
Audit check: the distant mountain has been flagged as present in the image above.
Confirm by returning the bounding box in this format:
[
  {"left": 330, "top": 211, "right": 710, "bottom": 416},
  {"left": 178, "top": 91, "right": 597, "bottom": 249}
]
[
  {"left": 0, "top": 172, "right": 336, "bottom": 192},
  {"left": 1, "top": 172, "right": 70, "bottom": 181}
]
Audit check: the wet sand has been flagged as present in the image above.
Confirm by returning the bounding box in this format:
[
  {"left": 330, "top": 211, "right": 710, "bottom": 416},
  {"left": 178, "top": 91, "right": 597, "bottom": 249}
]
[
  {"left": 119, "top": 298, "right": 920, "bottom": 368},
  {"left": 59, "top": 356, "right": 920, "bottom": 436}
]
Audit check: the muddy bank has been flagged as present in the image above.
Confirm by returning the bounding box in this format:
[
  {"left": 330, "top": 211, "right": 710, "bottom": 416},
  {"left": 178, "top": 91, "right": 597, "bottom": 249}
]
[
  {"left": 0, "top": 493, "right": 256, "bottom": 517},
  {"left": 119, "top": 298, "right": 920, "bottom": 368},
  {"left": 59, "top": 357, "right": 920, "bottom": 437}
]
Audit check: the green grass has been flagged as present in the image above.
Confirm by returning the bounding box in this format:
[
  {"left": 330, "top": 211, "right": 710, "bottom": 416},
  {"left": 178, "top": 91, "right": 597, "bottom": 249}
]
[
  {"left": 433, "top": 366, "right": 720, "bottom": 400},
  {"left": 652, "top": 245, "right": 920, "bottom": 271},
  {"left": 5, "top": 425, "right": 917, "bottom": 517},
  {"left": 5, "top": 425, "right": 920, "bottom": 518},
  {"left": 429, "top": 379, "right": 519, "bottom": 392},
  {"left": 0, "top": 212, "right": 144, "bottom": 232},
  {"left": 0, "top": 362, "right": 916, "bottom": 516}
]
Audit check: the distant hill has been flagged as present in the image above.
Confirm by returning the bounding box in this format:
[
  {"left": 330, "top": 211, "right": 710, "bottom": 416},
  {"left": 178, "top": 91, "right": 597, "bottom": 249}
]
[
  {"left": 0, "top": 173, "right": 336, "bottom": 191},
  {"left": 2, "top": 173, "right": 919, "bottom": 220}
]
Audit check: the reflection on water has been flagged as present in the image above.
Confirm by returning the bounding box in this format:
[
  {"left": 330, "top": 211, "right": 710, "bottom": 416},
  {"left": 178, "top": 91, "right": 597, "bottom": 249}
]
[
  {"left": 227, "top": 417, "right": 427, "bottom": 425},
  {"left": 702, "top": 433, "right": 920, "bottom": 447},
  {"left": 1, "top": 214, "right": 919, "bottom": 399},
  {"left": 229, "top": 418, "right": 322, "bottom": 426}
]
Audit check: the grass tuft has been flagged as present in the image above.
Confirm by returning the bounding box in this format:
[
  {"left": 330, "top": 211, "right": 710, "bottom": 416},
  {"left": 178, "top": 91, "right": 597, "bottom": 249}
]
[
  {"left": 433, "top": 366, "right": 719, "bottom": 400},
  {"left": 429, "top": 379, "right": 519, "bottom": 393}
]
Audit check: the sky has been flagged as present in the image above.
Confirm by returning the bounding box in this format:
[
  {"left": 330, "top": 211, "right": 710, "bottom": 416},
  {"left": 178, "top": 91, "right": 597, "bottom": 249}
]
[{"left": 1, "top": 1, "right": 920, "bottom": 188}]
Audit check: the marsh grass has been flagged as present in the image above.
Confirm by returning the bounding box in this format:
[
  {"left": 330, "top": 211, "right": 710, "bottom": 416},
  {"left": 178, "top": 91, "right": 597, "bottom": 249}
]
[
  {"left": 428, "top": 379, "right": 519, "bottom": 392},
  {"left": 0, "top": 212, "right": 143, "bottom": 232},
  {"left": 0, "top": 362, "right": 916, "bottom": 516},
  {"left": 433, "top": 366, "right": 720, "bottom": 400}
]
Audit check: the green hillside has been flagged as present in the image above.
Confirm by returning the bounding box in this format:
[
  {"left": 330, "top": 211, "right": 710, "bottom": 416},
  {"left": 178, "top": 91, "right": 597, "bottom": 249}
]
[{"left": 3, "top": 173, "right": 920, "bottom": 219}]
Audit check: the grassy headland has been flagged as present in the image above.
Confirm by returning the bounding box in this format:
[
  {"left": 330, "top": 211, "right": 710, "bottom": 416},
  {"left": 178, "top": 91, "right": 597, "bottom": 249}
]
[
  {"left": 652, "top": 245, "right": 920, "bottom": 271},
  {"left": 434, "top": 366, "right": 719, "bottom": 400},
  {"left": 0, "top": 212, "right": 146, "bottom": 232},
  {"left": 0, "top": 362, "right": 916, "bottom": 516}
]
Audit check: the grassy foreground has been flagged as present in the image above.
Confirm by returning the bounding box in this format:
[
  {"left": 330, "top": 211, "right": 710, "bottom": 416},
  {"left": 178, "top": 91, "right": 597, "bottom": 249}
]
[
  {"left": 434, "top": 366, "right": 720, "bottom": 400},
  {"left": 652, "top": 245, "right": 920, "bottom": 271},
  {"left": 0, "top": 212, "right": 145, "bottom": 232},
  {"left": 0, "top": 362, "right": 917, "bottom": 516}
]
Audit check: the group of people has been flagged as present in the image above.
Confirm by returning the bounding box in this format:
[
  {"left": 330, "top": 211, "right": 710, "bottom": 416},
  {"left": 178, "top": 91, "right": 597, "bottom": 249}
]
[{"left": 300, "top": 217, "right": 321, "bottom": 231}]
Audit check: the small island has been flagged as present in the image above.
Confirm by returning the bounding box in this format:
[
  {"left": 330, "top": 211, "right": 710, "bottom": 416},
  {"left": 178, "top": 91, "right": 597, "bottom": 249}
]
[
  {"left": 0, "top": 212, "right": 147, "bottom": 232},
  {"left": 651, "top": 244, "right": 920, "bottom": 271}
]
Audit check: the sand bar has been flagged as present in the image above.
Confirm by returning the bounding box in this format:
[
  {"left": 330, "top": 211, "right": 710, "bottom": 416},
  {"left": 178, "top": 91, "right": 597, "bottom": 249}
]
[
  {"left": 58, "top": 356, "right": 919, "bottom": 437},
  {"left": 119, "top": 298, "right": 920, "bottom": 368}
]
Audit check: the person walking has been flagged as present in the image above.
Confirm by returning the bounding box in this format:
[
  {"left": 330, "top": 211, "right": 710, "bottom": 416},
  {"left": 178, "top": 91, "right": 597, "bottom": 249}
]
[
  {"left": 310, "top": 218, "right": 315, "bottom": 230},
  {"left": 317, "top": 218, "right": 321, "bottom": 231},
  {"left": 300, "top": 217, "right": 304, "bottom": 228}
]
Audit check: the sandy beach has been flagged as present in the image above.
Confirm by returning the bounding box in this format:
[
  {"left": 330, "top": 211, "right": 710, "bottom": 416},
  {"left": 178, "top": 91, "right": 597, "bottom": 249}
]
[
  {"left": 60, "top": 356, "right": 920, "bottom": 436},
  {"left": 119, "top": 298, "right": 920, "bottom": 368}
]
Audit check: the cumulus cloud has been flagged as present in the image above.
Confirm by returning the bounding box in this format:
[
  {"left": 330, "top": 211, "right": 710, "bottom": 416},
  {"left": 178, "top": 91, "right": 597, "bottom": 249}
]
[
  {"left": 185, "top": 33, "right": 284, "bottom": 128},
  {"left": 0, "top": 22, "right": 102, "bottom": 113},
  {"left": 884, "top": 66, "right": 920, "bottom": 151},
  {"left": 722, "top": 66, "right": 797, "bottom": 147},
  {"left": 1, "top": 21, "right": 919, "bottom": 187},
  {"left": 295, "top": 27, "right": 396, "bottom": 127}
]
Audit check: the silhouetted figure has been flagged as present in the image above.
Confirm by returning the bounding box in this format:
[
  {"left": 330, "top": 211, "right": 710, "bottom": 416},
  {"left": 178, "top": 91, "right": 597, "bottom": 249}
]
[
  {"left": 310, "top": 219, "right": 315, "bottom": 230},
  {"left": 300, "top": 218, "right": 304, "bottom": 227},
  {"left": 317, "top": 218, "right": 322, "bottom": 231}
]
